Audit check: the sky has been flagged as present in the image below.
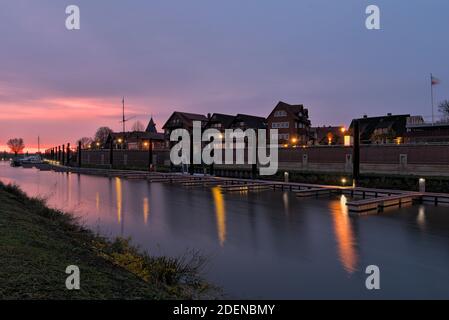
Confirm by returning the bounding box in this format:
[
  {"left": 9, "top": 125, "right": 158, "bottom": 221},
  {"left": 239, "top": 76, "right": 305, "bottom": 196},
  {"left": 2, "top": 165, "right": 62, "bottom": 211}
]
[{"left": 1, "top": 0, "right": 449, "bottom": 152}]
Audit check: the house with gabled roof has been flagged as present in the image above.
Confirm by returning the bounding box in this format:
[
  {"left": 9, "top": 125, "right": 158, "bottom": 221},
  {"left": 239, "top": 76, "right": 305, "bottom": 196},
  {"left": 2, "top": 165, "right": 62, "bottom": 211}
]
[
  {"left": 266, "top": 101, "right": 312, "bottom": 146},
  {"left": 162, "top": 111, "right": 209, "bottom": 135}
]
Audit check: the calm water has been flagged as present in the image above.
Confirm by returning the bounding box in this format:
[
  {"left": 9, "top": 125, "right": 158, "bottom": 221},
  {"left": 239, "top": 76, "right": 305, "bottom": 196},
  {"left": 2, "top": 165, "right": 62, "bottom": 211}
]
[{"left": 1, "top": 161, "right": 449, "bottom": 299}]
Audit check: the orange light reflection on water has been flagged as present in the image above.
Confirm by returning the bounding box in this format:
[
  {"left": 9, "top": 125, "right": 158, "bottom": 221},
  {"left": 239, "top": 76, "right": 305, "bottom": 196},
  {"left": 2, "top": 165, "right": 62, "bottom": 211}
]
[
  {"left": 212, "top": 187, "right": 227, "bottom": 247},
  {"left": 330, "top": 195, "right": 358, "bottom": 274}
]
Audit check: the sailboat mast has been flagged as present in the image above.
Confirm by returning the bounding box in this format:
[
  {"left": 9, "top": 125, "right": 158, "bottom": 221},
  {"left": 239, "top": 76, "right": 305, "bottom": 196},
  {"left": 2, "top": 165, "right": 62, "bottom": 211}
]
[{"left": 122, "top": 97, "right": 125, "bottom": 134}]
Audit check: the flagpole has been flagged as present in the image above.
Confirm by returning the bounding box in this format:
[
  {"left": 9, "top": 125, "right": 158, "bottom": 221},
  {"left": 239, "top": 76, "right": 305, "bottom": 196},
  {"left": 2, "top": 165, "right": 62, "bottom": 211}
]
[{"left": 431, "top": 73, "right": 434, "bottom": 125}]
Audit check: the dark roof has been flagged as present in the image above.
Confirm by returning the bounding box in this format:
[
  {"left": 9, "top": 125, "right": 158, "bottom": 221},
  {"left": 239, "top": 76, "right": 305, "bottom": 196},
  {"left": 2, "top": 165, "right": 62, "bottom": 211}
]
[
  {"left": 205, "top": 113, "right": 235, "bottom": 129},
  {"left": 145, "top": 117, "right": 158, "bottom": 133},
  {"left": 162, "top": 111, "right": 208, "bottom": 129},
  {"left": 268, "top": 101, "right": 309, "bottom": 121},
  {"left": 177, "top": 112, "right": 208, "bottom": 121},
  {"left": 231, "top": 114, "right": 267, "bottom": 129}
]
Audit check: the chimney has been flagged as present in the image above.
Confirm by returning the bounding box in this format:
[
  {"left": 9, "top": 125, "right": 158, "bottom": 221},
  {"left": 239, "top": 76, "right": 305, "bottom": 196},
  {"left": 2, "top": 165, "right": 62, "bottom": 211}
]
[
  {"left": 387, "top": 113, "right": 392, "bottom": 116},
  {"left": 207, "top": 113, "right": 211, "bottom": 119}
]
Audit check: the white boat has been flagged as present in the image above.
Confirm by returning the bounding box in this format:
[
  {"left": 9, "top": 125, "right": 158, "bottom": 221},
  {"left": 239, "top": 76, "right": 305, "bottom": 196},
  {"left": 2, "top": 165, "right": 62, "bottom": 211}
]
[{"left": 20, "top": 155, "right": 43, "bottom": 168}]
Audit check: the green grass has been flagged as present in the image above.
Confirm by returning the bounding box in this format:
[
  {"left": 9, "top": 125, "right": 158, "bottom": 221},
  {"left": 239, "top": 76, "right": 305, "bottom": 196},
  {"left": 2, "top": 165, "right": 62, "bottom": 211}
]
[{"left": 0, "top": 182, "right": 217, "bottom": 300}]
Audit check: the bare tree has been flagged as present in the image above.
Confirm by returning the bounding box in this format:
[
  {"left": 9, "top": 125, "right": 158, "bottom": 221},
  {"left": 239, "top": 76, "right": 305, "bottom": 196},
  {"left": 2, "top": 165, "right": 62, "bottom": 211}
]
[
  {"left": 438, "top": 100, "right": 449, "bottom": 118},
  {"left": 94, "top": 127, "right": 113, "bottom": 145},
  {"left": 131, "top": 121, "right": 145, "bottom": 132},
  {"left": 7, "top": 138, "right": 25, "bottom": 155},
  {"left": 77, "top": 137, "right": 93, "bottom": 148}
]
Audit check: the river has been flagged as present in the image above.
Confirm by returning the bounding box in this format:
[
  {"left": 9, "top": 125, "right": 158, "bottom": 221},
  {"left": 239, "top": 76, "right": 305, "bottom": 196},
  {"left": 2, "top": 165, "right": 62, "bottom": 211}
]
[{"left": 1, "top": 161, "right": 449, "bottom": 299}]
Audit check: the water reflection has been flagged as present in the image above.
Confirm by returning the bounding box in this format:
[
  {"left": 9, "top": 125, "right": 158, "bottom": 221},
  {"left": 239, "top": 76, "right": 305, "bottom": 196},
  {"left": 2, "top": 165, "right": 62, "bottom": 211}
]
[
  {"left": 212, "top": 187, "right": 226, "bottom": 247},
  {"left": 95, "top": 192, "right": 100, "bottom": 212},
  {"left": 417, "top": 205, "right": 426, "bottom": 230},
  {"left": 66, "top": 173, "right": 72, "bottom": 206},
  {"left": 330, "top": 195, "right": 358, "bottom": 274},
  {"left": 3, "top": 163, "right": 449, "bottom": 299},
  {"left": 282, "top": 191, "right": 289, "bottom": 215},
  {"left": 143, "top": 197, "right": 149, "bottom": 225},
  {"left": 115, "top": 178, "right": 125, "bottom": 236},
  {"left": 115, "top": 177, "right": 123, "bottom": 226}
]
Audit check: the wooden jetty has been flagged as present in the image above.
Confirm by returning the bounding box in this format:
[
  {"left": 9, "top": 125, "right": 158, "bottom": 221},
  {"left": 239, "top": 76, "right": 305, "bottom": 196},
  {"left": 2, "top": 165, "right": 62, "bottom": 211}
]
[
  {"left": 220, "top": 183, "right": 275, "bottom": 193},
  {"left": 296, "top": 188, "right": 341, "bottom": 197},
  {"left": 346, "top": 193, "right": 423, "bottom": 214}
]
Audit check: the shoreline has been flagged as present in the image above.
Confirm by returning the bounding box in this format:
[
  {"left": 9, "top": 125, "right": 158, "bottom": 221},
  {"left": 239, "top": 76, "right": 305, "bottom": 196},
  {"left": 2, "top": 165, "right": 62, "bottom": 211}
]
[{"left": 0, "top": 181, "right": 219, "bottom": 300}]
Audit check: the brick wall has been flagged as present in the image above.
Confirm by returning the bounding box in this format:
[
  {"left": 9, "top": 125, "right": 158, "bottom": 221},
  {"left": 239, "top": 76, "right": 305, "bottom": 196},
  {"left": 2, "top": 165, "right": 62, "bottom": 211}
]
[
  {"left": 80, "top": 149, "right": 170, "bottom": 168},
  {"left": 77, "top": 144, "right": 449, "bottom": 176}
]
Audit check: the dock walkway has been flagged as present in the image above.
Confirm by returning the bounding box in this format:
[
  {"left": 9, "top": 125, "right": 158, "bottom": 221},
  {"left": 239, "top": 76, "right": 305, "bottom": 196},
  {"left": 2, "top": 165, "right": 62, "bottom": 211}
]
[{"left": 42, "top": 163, "right": 449, "bottom": 213}]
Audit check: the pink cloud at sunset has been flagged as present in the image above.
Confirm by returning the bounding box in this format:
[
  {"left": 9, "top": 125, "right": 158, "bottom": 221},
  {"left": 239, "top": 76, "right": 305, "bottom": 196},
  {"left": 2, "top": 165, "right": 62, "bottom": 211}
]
[{"left": 0, "top": 92, "right": 167, "bottom": 153}]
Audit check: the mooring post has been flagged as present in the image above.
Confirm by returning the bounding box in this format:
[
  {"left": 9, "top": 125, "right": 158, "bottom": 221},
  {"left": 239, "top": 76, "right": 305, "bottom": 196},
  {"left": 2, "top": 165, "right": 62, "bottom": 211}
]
[
  {"left": 352, "top": 119, "right": 360, "bottom": 187},
  {"left": 62, "top": 144, "right": 65, "bottom": 165},
  {"left": 66, "top": 143, "right": 71, "bottom": 166},
  {"left": 78, "top": 141, "right": 82, "bottom": 167},
  {"left": 58, "top": 146, "right": 61, "bottom": 163}
]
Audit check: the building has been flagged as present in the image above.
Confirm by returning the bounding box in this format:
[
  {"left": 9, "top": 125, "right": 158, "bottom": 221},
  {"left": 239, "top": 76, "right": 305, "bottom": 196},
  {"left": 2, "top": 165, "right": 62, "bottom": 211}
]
[
  {"left": 204, "top": 113, "right": 235, "bottom": 131},
  {"left": 311, "top": 126, "right": 347, "bottom": 145},
  {"left": 162, "top": 111, "right": 209, "bottom": 135},
  {"left": 228, "top": 113, "right": 267, "bottom": 131},
  {"left": 266, "top": 101, "right": 311, "bottom": 146},
  {"left": 349, "top": 114, "right": 410, "bottom": 144},
  {"left": 105, "top": 117, "right": 166, "bottom": 150},
  {"left": 404, "top": 116, "right": 449, "bottom": 143}
]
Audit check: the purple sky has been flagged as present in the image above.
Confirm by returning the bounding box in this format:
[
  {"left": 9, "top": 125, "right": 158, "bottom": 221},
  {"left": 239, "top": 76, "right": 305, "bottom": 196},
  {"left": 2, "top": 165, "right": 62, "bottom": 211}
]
[{"left": 1, "top": 0, "right": 448, "bottom": 151}]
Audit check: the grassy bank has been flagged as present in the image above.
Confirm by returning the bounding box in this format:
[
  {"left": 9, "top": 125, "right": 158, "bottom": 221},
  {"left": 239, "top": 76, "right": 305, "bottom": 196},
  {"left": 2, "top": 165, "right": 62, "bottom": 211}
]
[{"left": 0, "top": 182, "right": 216, "bottom": 300}]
